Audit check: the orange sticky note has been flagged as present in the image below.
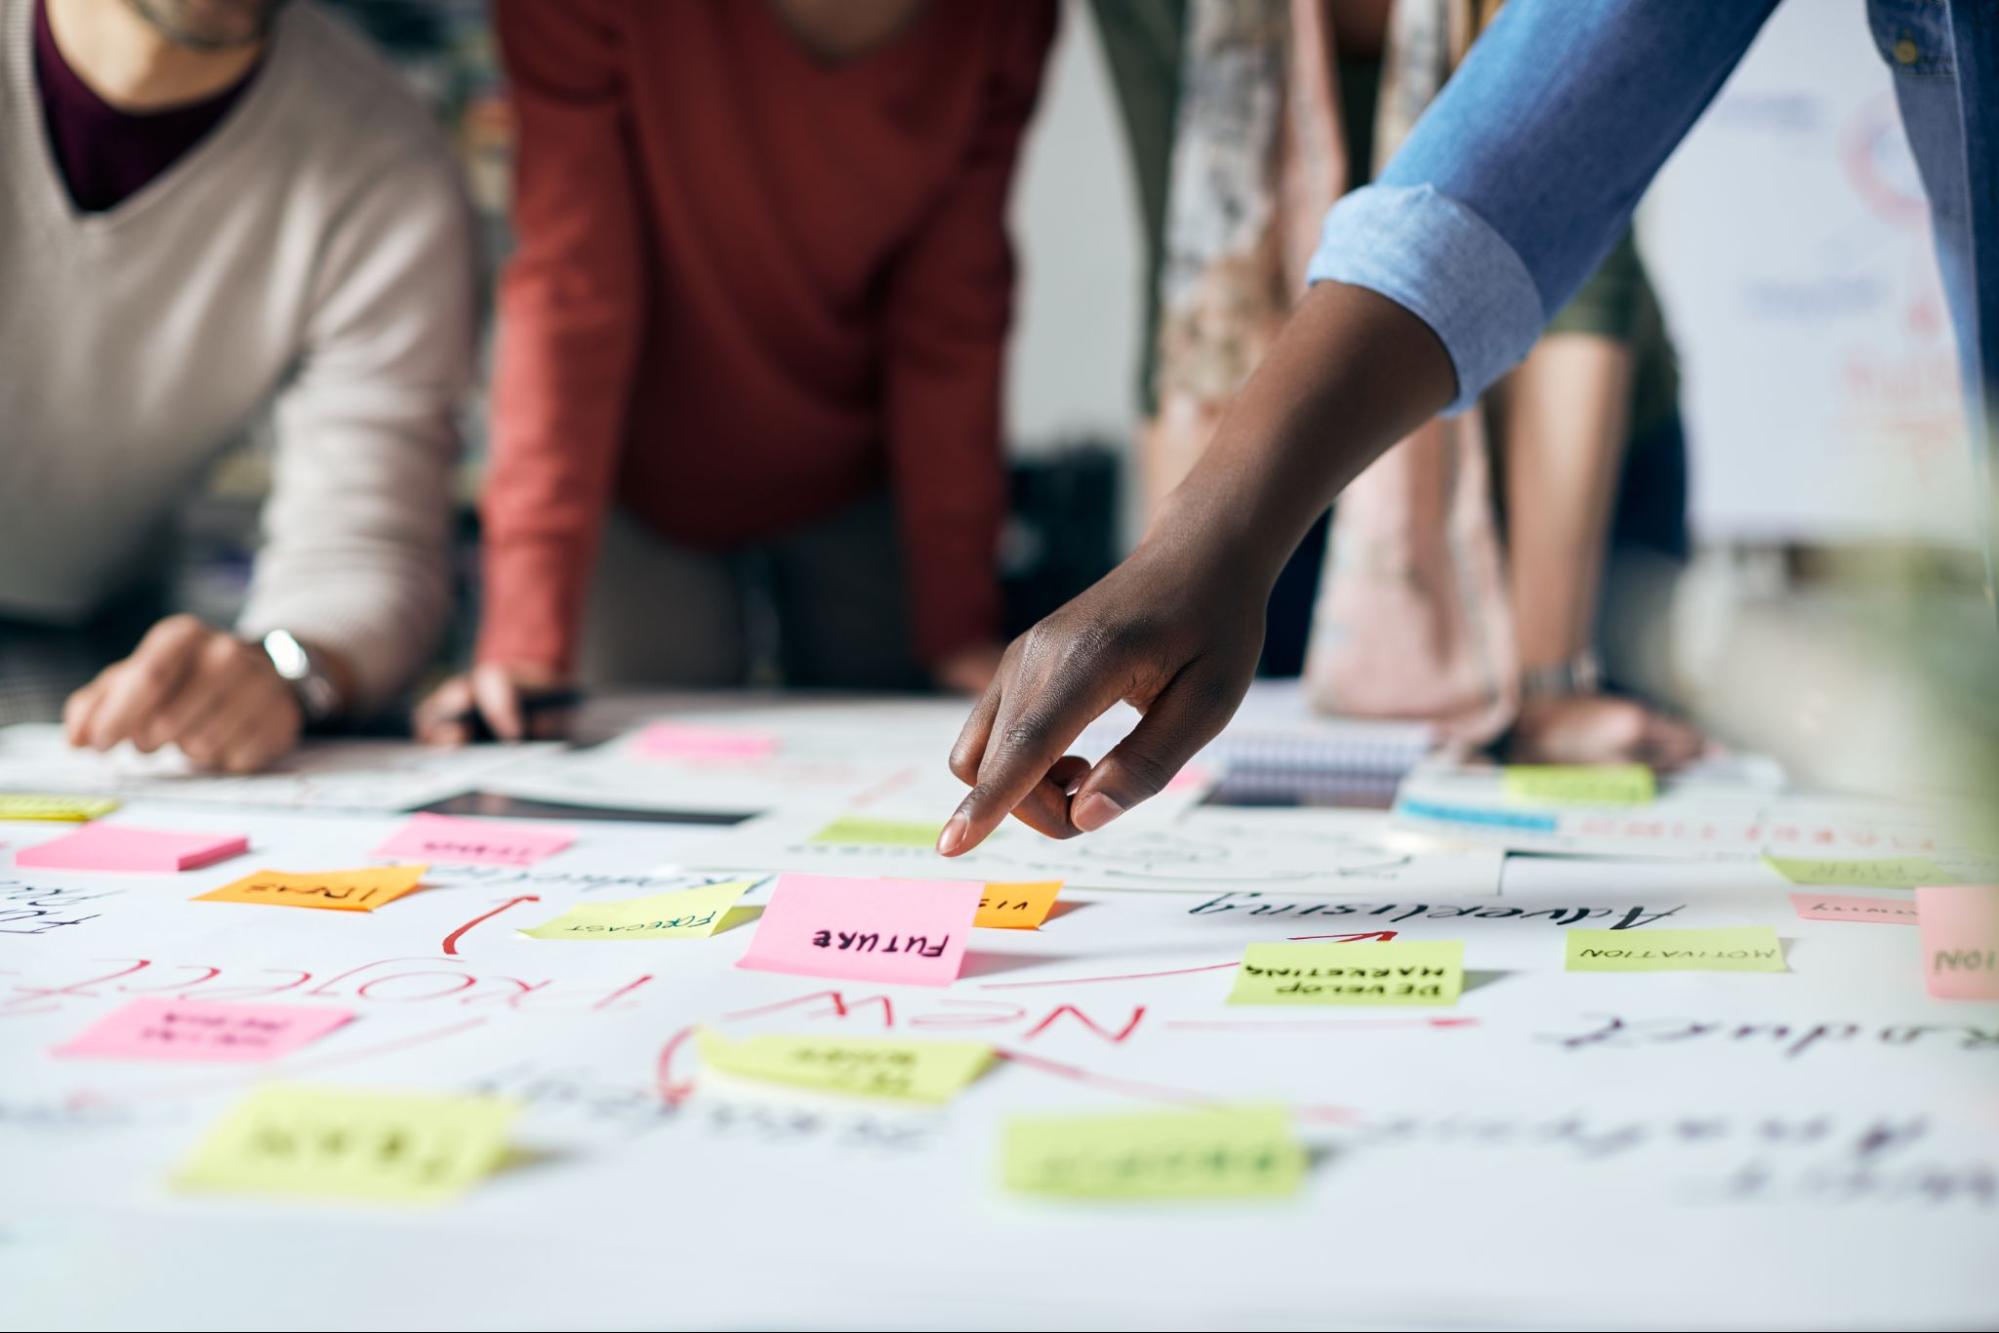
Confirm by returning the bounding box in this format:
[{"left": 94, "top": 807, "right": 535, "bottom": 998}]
[
  {"left": 195, "top": 865, "right": 428, "bottom": 913},
  {"left": 975, "top": 880, "right": 1063, "bottom": 930}
]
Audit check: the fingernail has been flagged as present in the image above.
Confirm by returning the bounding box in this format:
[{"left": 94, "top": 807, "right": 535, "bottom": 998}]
[
  {"left": 936, "top": 814, "right": 969, "bottom": 856},
  {"left": 1071, "top": 791, "right": 1125, "bottom": 834}
]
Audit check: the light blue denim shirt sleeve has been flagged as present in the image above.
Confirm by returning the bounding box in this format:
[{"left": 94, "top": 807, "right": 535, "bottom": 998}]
[{"left": 1308, "top": 0, "right": 1784, "bottom": 413}]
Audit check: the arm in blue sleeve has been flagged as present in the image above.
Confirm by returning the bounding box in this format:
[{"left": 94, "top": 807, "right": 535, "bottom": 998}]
[{"left": 1308, "top": 0, "right": 1783, "bottom": 412}]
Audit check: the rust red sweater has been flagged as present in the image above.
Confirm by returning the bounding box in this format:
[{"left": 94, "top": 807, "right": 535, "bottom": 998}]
[{"left": 479, "top": 0, "right": 1056, "bottom": 672}]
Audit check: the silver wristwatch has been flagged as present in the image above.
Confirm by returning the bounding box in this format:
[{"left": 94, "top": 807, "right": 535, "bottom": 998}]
[
  {"left": 259, "top": 629, "right": 343, "bottom": 726},
  {"left": 1519, "top": 649, "right": 1602, "bottom": 700}
]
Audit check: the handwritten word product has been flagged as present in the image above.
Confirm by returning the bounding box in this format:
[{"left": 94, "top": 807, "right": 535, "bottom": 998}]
[
  {"left": 522, "top": 880, "right": 754, "bottom": 940},
  {"left": 1502, "top": 764, "right": 1656, "bottom": 806},
  {"left": 1230, "top": 940, "right": 1464, "bottom": 1006},
  {"left": 1789, "top": 893, "right": 1918, "bottom": 925},
  {"left": 54, "top": 998, "right": 353, "bottom": 1063},
  {"left": 1914, "top": 885, "right": 1999, "bottom": 1000},
  {"left": 373, "top": 813, "right": 575, "bottom": 867},
  {"left": 1003, "top": 1105, "right": 1305, "bottom": 1200},
  {"left": 1764, "top": 854, "right": 1948, "bottom": 889},
  {"left": 1566, "top": 926, "right": 1787, "bottom": 972},
  {"left": 0, "top": 793, "right": 119, "bottom": 822},
  {"left": 16, "top": 824, "right": 247, "bottom": 873},
  {"left": 974, "top": 880, "right": 1063, "bottom": 929},
  {"left": 698, "top": 1030, "right": 993, "bottom": 1103},
  {"left": 195, "top": 865, "right": 427, "bottom": 912},
  {"left": 737, "top": 874, "right": 978, "bottom": 987}
]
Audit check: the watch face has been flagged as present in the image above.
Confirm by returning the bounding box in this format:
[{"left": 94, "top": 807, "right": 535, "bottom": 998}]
[{"left": 263, "top": 630, "right": 309, "bottom": 681}]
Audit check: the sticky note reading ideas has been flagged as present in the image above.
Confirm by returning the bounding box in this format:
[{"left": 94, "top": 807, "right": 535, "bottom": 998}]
[
  {"left": 1566, "top": 926, "right": 1787, "bottom": 972},
  {"left": 374, "top": 813, "right": 574, "bottom": 867},
  {"left": 55, "top": 998, "right": 353, "bottom": 1063},
  {"left": 1914, "top": 885, "right": 1999, "bottom": 1000},
  {"left": 1502, "top": 764, "right": 1656, "bottom": 806},
  {"left": 176, "top": 1085, "right": 518, "bottom": 1204},
  {"left": 16, "top": 824, "right": 247, "bottom": 872},
  {"left": 195, "top": 865, "right": 427, "bottom": 912},
  {"left": 737, "top": 874, "right": 978, "bottom": 987},
  {"left": 698, "top": 1030, "right": 993, "bottom": 1104},
  {"left": 522, "top": 880, "right": 754, "bottom": 941},
  {"left": 974, "top": 880, "right": 1063, "bottom": 929},
  {"left": 1764, "top": 855, "right": 1947, "bottom": 889},
  {"left": 1003, "top": 1105, "right": 1305, "bottom": 1201},
  {"left": 0, "top": 793, "right": 119, "bottom": 822},
  {"left": 1229, "top": 940, "right": 1464, "bottom": 1006}
]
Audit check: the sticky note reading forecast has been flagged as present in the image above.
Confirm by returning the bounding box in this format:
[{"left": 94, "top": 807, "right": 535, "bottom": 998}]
[
  {"left": 1229, "top": 940, "right": 1464, "bottom": 1006},
  {"left": 1502, "top": 764, "right": 1656, "bottom": 806},
  {"left": 1763, "top": 854, "right": 1948, "bottom": 889},
  {"left": 1914, "top": 885, "right": 1999, "bottom": 1000},
  {"left": 808, "top": 815, "right": 945, "bottom": 849},
  {"left": 736, "top": 874, "right": 978, "bottom": 987},
  {"left": 1566, "top": 926, "right": 1787, "bottom": 972},
  {"left": 373, "top": 813, "right": 575, "bottom": 867},
  {"left": 698, "top": 1030, "right": 993, "bottom": 1103},
  {"left": 0, "top": 793, "right": 119, "bottom": 822},
  {"left": 522, "top": 879, "right": 754, "bottom": 940},
  {"left": 16, "top": 824, "right": 247, "bottom": 873},
  {"left": 175, "top": 1085, "right": 518, "bottom": 1204},
  {"left": 195, "top": 865, "right": 427, "bottom": 912},
  {"left": 54, "top": 998, "right": 353, "bottom": 1063},
  {"left": 1002, "top": 1105, "right": 1306, "bottom": 1200},
  {"left": 974, "top": 880, "right": 1063, "bottom": 929}
]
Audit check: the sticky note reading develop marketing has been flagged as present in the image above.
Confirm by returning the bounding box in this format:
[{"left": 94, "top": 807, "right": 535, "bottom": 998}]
[
  {"left": 1915, "top": 885, "right": 1999, "bottom": 1001},
  {"left": 1229, "top": 940, "right": 1464, "bottom": 1006},
  {"left": 975, "top": 880, "right": 1063, "bottom": 929},
  {"left": 0, "top": 793, "right": 120, "bottom": 822},
  {"left": 1567, "top": 926, "right": 1787, "bottom": 972},
  {"left": 374, "top": 813, "right": 575, "bottom": 867},
  {"left": 176, "top": 1085, "right": 518, "bottom": 1204},
  {"left": 1790, "top": 892, "right": 1919, "bottom": 925},
  {"left": 522, "top": 880, "right": 754, "bottom": 940},
  {"left": 1003, "top": 1105, "right": 1305, "bottom": 1200},
  {"left": 737, "top": 874, "right": 979, "bottom": 987},
  {"left": 195, "top": 865, "right": 427, "bottom": 912},
  {"left": 1502, "top": 764, "right": 1656, "bottom": 805},
  {"left": 15, "top": 824, "right": 247, "bottom": 873},
  {"left": 54, "top": 998, "right": 353, "bottom": 1063},
  {"left": 698, "top": 1030, "right": 993, "bottom": 1104},
  {"left": 1764, "top": 854, "right": 1947, "bottom": 889},
  {"left": 633, "top": 722, "right": 779, "bottom": 760},
  {"left": 809, "top": 815, "right": 944, "bottom": 849}
]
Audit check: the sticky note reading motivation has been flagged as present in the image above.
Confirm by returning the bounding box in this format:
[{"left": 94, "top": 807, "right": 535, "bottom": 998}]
[
  {"left": 809, "top": 815, "right": 944, "bottom": 849},
  {"left": 737, "top": 874, "right": 979, "bottom": 987},
  {"left": 698, "top": 1030, "right": 993, "bottom": 1104},
  {"left": 54, "top": 998, "right": 353, "bottom": 1063},
  {"left": 1566, "top": 926, "right": 1787, "bottom": 972},
  {"left": 975, "top": 880, "right": 1063, "bottom": 929},
  {"left": 0, "top": 793, "right": 119, "bottom": 822},
  {"left": 1229, "top": 940, "right": 1464, "bottom": 1006},
  {"left": 522, "top": 880, "right": 754, "bottom": 941},
  {"left": 633, "top": 722, "right": 779, "bottom": 760},
  {"left": 16, "top": 824, "right": 247, "bottom": 873},
  {"left": 1790, "top": 892, "right": 1919, "bottom": 925},
  {"left": 374, "top": 813, "right": 574, "bottom": 867},
  {"left": 176, "top": 1085, "right": 518, "bottom": 1204},
  {"left": 1764, "top": 854, "right": 1947, "bottom": 889},
  {"left": 1915, "top": 885, "right": 1999, "bottom": 1000},
  {"left": 195, "top": 864, "right": 427, "bottom": 912},
  {"left": 1502, "top": 764, "right": 1656, "bottom": 806},
  {"left": 1003, "top": 1105, "right": 1305, "bottom": 1201}
]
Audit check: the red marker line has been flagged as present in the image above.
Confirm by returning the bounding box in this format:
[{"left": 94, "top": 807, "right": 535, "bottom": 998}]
[
  {"left": 1164, "top": 1017, "right": 1479, "bottom": 1031},
  {"left": 441, "top": 894, "right": 541, "bottom": 956},
  {"left": 995, "top": 1046, "right": 1356, "bottom": 1124}
]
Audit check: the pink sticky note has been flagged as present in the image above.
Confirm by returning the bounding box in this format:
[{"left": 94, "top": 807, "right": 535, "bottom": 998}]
[
  {"left": 1166, "top": 763, "right": 1216, "bottom": 793},
  {"left": 737, "top": 874, "right": 980, "bottom": 988},
  {"left": 633, "top": 722, "right": 779, "bottom": 761},
  {"left": 53, "top": 997, "right": 353, "bottom": 1063},
  {"left": 15, "top": 824, "right": 247, "bottom": 873},
  {"left": 373, "top": 813, "right": 575, "bottom": 867},
  {"left": 1915, "top": 885, "right": 1999, "bottom": 1000},
  {"left": 1790, "top": 892, "right": 1920, "bottom": 925}
]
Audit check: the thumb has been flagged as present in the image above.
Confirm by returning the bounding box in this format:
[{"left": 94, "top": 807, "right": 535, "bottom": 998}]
[{"left": 1067, "top": 666, "right": 1240, "bottom": 833}]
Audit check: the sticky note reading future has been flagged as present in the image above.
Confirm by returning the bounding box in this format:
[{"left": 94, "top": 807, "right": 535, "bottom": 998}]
[
  {"left": 808, "top": 815, "right": 944, "bottom": 849},
  {"left": 195, "top": 864, "right": 427, "bottom": 912},
  {"left": 54, "top": 998, "right": 353, "bottom": 1063},
  {"left": 373, "top": 813, "right": 575, "bottom": 867},
  {"left": 15, "top": 823, "right": 247, "bottom": 873},
  {"left": 975, "top": 880, "right": 1063, "bottom": 929},
  {"left": 698, "top": 1030, "right": 993, "bottom": 1104},
  {"left": 1229, "top": 940, "right": 1464, "bottom": 1006},
  {"left": 1764, "top": 854, "right": 1947, "bottom": 889},
  {"left": 632, "top": 722, "right": 779, "bottom": 760},
  {"left": 0, "top": 793, "right": 120, "bottom": 822},
  {"left": 522, "top": 880, "right": 754, "bottom": 941},
  {"left": 1566, "top": 926, "right": 1787, "bottom": 972},
  {"left": 737, "top": 874, "right": 978, "bottom": 987},
  {"left": 1002, "top": 1105, "right": 1305, "bottom": 1201},
  {"left": 1914, "top": 885, "right": 1999, "bottom": 1000},
  {"left": 1502, "top": 764, "right": 1655, "bottom": 805},
  {"left": 1790, "top": 892, "right": 1919, "bottom": 925},
  {"left": 175, "top": 1085, "right": 518, "bottom": 1204}
]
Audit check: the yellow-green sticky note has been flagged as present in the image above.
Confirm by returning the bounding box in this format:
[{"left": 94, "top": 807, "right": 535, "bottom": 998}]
[
  {"left": 808, "top": 815, "right": 943, "bottom": 849},
  {"left": 698, "top": 1030, "right": 993, "bottom": 1104},
  {"left": 175, "top": 1084, "right": 518, "bottom": 1204},
  {"left": 1229, "top": 940, "right": 1464, "bottom": 1006},
  {"left": 521, "top": 879, "right": 755, "bottom": 940},
  {"left": 0, "top": 793, "right": 120, "bottom": 822},
  {"left": 1566, "top": 926, "right": 1787, "bottom": 972},
  {"left": 1002, "top": 1104, "right": 1305, "bottom": 1200},
  {"left": 1762, "top": 854, "right": 1947, "bottom": 889},
  {"left": 1502, "top": 764, "right": 1655, "bottom": 806}
]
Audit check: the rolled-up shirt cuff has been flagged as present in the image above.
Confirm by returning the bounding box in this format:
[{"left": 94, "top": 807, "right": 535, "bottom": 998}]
[{"left": 1305, "top": 184, "right": 1547, "bottom": 416}]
